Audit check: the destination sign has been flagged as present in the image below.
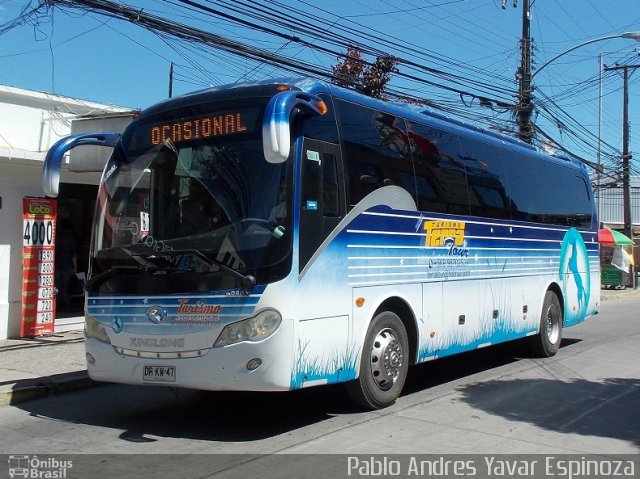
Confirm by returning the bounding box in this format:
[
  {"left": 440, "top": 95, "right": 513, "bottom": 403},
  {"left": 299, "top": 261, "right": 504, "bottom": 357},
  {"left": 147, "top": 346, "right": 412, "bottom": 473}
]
[{"left": 149, "top": 108, "right": 260, "bottom": 145}]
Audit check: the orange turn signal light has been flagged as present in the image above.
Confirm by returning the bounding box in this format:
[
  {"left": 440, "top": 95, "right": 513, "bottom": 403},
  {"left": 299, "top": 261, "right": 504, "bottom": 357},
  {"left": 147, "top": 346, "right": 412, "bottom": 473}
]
[
  {"left": 316, "top": 100, "right": 328, "bottom": 115},
  {"left": 355, "top": 297, "right": 365, "bottom": 308}
]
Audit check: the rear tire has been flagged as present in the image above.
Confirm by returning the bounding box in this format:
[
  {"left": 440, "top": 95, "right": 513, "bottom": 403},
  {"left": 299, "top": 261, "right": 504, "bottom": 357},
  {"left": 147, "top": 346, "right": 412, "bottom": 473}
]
[
  {"left": 346, "top": 312, "right": 409, "bottom": 410},
  {"left": 529, "top": 291, "right": 563, "bottom": 357}
]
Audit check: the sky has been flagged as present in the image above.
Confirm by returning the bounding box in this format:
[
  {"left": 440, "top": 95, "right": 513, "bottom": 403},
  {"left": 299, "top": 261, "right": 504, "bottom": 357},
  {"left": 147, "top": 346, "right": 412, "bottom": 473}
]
[{"left": 0, "top": 0, "right": 639, "bottom": 182}]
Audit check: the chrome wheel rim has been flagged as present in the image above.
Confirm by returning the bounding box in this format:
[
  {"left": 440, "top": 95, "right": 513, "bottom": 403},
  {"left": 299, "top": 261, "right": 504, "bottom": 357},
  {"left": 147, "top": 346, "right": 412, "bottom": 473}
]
[
  {"left": 369, "top": 328, "right": 404, "bottom": 391},
  {"left": 545, "top": 303, "right": 560, "bottom": 344}
]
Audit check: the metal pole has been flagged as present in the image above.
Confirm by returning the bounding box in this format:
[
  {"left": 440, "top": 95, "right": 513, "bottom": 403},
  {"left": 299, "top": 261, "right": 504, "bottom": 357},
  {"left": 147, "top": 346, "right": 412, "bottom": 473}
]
[
  {"left": 532, "top": 32, "right": 640, "bottom": 79},
  {"left": 597, "top": 53, "right": 603, "bottom": 221},
  {"left": 605, "top": 64, "right": 640, "bottom": 287},
  {"left": 604, "top": 64, "right": 639, "bottom": 240}
]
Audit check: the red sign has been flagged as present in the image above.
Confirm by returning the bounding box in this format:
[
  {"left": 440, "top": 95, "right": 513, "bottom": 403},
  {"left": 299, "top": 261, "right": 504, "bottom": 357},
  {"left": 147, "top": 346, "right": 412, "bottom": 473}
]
[{"left": 21, "top": 197, "right": 57, "bottom": 337}]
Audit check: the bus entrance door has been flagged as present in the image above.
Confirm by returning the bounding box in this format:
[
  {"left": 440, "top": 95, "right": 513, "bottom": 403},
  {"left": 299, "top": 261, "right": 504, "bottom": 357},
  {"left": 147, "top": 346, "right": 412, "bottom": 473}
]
[{"left": 299, "top": 138, "right": 344, "bottom": 273}]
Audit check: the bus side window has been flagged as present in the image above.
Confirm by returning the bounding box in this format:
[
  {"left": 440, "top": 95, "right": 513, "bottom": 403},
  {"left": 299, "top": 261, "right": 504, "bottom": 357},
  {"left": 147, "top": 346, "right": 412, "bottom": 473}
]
[
  {"left": 301, "top": 95, "right": 343, "bottom": 218},
  {"left": 501, "top": 151, "right": 542, "bottom": 223},
  {"left": 336, "top": 100, "right": 414, "bottom": 208},
  {"left": 301, "top": 94, "right": 340, "bottom": 144},
  {"left": 457, "top": 138, "right": 511, "bottom": 220},
  {"left": 322, "top": 153, "right": 340, "bottom": 217},
  {"left": 535, "top": 162, "right": 593, "bottom": 228},
  {"left": 406, "top": 121, "right": 470, "bottom": 216}
]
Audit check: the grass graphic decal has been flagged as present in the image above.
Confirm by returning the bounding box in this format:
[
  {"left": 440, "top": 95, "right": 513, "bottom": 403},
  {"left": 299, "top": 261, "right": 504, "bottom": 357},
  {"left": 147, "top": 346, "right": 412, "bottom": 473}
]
[{"left": 291, "top": 337, "right": 358, "bottom": 388}]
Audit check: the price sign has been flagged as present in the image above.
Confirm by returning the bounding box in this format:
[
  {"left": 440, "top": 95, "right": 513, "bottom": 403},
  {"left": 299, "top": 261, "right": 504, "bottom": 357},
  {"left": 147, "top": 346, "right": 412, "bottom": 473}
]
[
  {"left": 23, "top": 219, "right": 55, "bottom": 247},
  {"left": 21, "top": 197, "right": 57, "bottom": 337}
]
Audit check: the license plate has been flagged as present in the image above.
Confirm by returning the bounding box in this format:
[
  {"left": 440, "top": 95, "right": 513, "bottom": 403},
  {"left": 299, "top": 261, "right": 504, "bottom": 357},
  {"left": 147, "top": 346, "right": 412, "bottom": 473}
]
[{"left": 142, "top": 365, "right": 176, "bottom": 382}]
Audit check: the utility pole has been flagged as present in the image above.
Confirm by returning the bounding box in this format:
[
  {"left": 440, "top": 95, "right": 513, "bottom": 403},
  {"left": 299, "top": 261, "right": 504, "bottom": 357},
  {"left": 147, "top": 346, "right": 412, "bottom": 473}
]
[
  {"left": 516, "top": 0, "right": 533, "bottom": 143},
  {"left": 169, "top": 62, "right": 174, "bottom": 98},
  {"left": 604, "top": 64, "right": 640, "bottom": 241}
]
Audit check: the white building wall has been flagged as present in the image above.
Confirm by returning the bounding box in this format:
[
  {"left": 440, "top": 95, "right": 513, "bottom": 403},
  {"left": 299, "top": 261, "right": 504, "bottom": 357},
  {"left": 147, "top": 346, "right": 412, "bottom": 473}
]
[
  {"left": 0, "top": 245, "right": 9, "bottom": 340},
  {"left": 0, "top": 84, "right": 132, "bottom": 338},
  {"left": 0, "top": 102, "right": 67, "bottom": 152},
  {"left": 0, "top": 160, "right": 50, "bottom": 337}
]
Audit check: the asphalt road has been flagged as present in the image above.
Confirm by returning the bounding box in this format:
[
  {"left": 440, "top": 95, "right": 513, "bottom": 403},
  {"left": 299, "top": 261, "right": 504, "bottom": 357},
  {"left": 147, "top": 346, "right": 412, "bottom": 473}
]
[{"left": 1, "top": 294, "right": 638, "bottom": 477}]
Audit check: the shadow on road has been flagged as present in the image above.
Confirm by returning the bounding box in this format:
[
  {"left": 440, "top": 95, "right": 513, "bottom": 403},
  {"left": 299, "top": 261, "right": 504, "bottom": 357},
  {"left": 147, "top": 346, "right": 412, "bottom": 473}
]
[
  {"left": 14, "top": 337, "right": 603, "bottom": 444},
  {"left": 457, "top": 377, "right": 640, "bottom": 447},
  {"left": 19, "top": 383, "right": 355, "bottom": 442}
]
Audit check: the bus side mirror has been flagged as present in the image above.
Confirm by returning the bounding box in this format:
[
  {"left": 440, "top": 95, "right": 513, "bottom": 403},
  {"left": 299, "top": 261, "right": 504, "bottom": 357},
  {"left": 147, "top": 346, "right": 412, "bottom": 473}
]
[
  {"left": 262, "top": 91, "right": 327, "bottom": 164},
  {"left": 43, "top": 133, "right": 120, "bottom": 197}
]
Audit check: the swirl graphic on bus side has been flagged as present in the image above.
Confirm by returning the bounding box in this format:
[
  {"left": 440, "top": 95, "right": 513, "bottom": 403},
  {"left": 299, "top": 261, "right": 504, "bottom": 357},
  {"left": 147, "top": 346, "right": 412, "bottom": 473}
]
[{"left": 558, "top": 227, "right": 591, "bottom": 326}]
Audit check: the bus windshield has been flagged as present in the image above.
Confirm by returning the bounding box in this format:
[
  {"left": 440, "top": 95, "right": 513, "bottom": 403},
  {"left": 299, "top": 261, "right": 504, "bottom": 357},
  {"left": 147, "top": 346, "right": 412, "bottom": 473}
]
[{"left": 90, "top": 98, "right": 292, "bottom": 292}]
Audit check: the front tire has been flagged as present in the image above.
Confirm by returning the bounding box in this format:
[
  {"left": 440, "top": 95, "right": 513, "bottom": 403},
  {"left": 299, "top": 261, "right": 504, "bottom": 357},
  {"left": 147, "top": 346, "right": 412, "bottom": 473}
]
[
  {"left": 346, "top": 312, "right": 409, "bottom": 410},
  {"left": 529, "top": 290, "right": 563, "bottom": 357}
]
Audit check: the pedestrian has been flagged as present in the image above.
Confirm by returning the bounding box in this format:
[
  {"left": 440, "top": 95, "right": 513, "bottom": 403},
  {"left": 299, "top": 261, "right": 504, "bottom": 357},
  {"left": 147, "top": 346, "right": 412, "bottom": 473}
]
[{"left": 55, "top": 218, "right": 78, "bottom": 312}]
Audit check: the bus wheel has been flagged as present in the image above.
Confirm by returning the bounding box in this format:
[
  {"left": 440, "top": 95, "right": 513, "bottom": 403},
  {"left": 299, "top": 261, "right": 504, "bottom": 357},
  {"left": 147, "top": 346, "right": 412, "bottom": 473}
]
[
  {"left": 529, "top": 291, "right": 562, "bottom": 357},
  {"left": 346, "top": 311, "right": 409, "bottom": 410}
]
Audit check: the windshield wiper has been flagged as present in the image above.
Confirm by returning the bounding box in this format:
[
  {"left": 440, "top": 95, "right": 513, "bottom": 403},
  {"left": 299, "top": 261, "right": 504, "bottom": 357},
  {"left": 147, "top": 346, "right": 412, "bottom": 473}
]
[{"left": 133, "top": 249, "right": 256, "bottom": 290}]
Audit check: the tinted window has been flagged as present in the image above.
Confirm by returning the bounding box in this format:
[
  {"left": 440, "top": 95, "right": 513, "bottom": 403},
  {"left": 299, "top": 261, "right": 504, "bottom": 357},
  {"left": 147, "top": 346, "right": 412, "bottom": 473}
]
[
  {"left": 501, "top": 151, "right": 592, "bottom": 227},
  {"left": 535, "top": 161, "right": 593, "bottom": 227},
  {"left": 406, "top": 122, "right": 470, "bottom": 215},
  {"left": 299, "top": 139, "right": 343, "bottom": 272},
  {"left": 336, "top": 100, "right": 415, "bottom": 207},
  {"left": 458, "top": 138, "right": 510, "bottom": 219},
  {"left": 302, "top": 94, "right": 340, "bottom": 144},
  {"left": 501, "top": 151, "right": 543, "bottom": 223},
  {"left": 322, "top": 153, "right": 340, "bottom": 216}
]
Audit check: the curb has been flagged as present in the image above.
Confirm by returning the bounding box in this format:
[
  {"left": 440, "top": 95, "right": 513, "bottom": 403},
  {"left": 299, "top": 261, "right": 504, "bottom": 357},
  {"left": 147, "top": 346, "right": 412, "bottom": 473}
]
[
  {"left": 0, "top": 372, "right": 99, "bottom": 408},
  {"left": 600, "top": 288, "right": 640, "bottom": 301}
]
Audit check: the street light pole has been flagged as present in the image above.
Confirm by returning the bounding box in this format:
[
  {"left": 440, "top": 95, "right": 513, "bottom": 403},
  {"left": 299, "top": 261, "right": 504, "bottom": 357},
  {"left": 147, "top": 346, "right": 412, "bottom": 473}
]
[
  {"left": 604, "top": 64, "right": 640, "bottom": 241},
  {"left": 597, "top": 53, "right": 603, "bottom": 221},
  {"left": 517, "top": 30, "right": 640, "bottom": 143},
  {"left": 532, "top": 32, "right": 640, "bottom": 79}
]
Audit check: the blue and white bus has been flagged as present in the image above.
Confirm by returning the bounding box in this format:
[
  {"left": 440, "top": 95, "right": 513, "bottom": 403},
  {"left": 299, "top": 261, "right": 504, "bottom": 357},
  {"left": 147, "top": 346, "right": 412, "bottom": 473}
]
[{"left": 44, "top": 78, "right": 599, "bottom": 409}]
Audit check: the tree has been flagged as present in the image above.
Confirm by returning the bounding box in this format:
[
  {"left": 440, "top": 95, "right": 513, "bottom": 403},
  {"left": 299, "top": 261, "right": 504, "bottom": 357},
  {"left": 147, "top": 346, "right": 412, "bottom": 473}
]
[
  {"left": 332, "top": 47, "right": 365, "bottom": 89},
  {"left": 332, "top": 47, "right": 398, "bottom": 100}
]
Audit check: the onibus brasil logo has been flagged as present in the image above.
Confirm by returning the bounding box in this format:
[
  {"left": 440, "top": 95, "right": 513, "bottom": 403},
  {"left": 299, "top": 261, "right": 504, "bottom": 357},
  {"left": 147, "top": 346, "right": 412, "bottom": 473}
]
[{"left": 8, "top": 455, "right": 72, "bottom": 479}]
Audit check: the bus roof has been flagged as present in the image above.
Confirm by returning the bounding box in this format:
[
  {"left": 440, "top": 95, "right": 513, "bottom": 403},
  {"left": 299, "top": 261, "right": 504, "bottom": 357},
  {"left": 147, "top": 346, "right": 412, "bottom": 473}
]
[{"left": 137, "top": 77, "right": 587, "bottom": 172}]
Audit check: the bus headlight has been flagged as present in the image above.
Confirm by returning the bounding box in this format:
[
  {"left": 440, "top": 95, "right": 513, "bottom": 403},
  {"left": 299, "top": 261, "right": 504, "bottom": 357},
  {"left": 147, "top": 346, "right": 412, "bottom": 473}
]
[
  {"left": 214, "top": 309, "right": 282, "bottom": 347},
  {"left": 85, "top": 315, "right": 112, "bottom": 344}
]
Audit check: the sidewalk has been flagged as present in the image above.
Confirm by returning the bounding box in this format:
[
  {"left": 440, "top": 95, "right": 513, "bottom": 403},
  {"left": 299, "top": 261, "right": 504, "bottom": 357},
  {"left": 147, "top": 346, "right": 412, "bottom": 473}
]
[
  {"left": 0, "top": 329, "right": 95, "bottom": 407},
  {"left": 1, "top": 287, "right": 639, "bottom": 407}
]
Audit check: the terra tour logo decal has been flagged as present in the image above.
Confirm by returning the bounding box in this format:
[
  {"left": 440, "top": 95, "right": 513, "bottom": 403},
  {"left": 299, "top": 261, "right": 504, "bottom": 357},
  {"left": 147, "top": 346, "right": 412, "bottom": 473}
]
[
  {"left": 421, "top": 219, "right": 471, "bottom": 280},
  {"left": 424, "top": 220, "right": 466, "bottom": 250}
]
